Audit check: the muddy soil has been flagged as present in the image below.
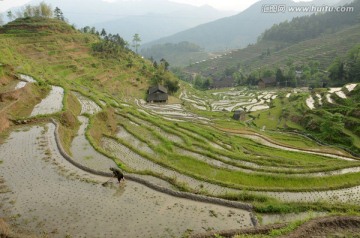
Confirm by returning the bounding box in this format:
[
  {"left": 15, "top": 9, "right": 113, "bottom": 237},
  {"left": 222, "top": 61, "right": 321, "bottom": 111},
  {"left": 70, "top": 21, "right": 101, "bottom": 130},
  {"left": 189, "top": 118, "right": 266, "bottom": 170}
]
[
  {"left": 0, "top": 124, "right": 253, "bottom": 237},
  {"left": 283, "top": 216, "right": 360, "bottom": 238}
]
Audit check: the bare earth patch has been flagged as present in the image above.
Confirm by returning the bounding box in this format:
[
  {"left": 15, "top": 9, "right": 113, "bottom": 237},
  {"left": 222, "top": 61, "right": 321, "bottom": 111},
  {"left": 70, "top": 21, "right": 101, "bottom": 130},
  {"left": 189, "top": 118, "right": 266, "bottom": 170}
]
[{"left": 283, "top": 216, "right": 360, "bottom": 238}]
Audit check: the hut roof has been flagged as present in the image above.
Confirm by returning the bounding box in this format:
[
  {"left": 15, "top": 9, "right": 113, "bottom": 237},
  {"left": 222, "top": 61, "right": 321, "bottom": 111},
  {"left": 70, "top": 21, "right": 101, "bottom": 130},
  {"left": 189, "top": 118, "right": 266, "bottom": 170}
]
[{"left": 149, "top": 85, "right": 168, "bottom": 95}]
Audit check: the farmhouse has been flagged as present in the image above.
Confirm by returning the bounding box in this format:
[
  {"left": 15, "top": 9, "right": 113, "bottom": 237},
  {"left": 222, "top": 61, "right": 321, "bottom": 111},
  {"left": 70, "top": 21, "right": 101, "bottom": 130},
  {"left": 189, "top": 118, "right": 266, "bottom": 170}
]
[
  {"left": 258, "top": 77, "right": 277, "bottom": 89},
  {"left": 233, "top": 110, "right": 246, "bottom": 121},
  {"left": 146, "top": 85, "right": 168, "bottom": 103}
]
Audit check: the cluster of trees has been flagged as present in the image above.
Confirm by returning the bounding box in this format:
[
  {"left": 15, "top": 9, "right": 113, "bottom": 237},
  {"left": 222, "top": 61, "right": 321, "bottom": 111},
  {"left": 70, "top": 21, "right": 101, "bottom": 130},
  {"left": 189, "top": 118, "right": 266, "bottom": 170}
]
[
  {"left": 187, "top": 42, "right": 360, "bottom": 90},
  {"left": 193, "top": 75, "right": 212, "bottom": 90},
  {"left": 260, "top": 0, "right": 359, "bottom": 43},
  {"left": 225, "top": 46, "right": 359, "bottom": 89},
  {"left": 150, "top": 58, "right": 179, "bottom": 94},
  {"left": 328, "top": 44, "right": 360, "bottom": 84},
  {"left": 91, "top": 28, "right": 129, "bottom": 57},
  {"left": 4, "top": 2, "right": 65, "bottom": 21},
  {"left": 82, "top": 27, "right": 142, "bottom": 56},
  {"left": 0, "top": 2, "right": 66, "bottom": 26}
]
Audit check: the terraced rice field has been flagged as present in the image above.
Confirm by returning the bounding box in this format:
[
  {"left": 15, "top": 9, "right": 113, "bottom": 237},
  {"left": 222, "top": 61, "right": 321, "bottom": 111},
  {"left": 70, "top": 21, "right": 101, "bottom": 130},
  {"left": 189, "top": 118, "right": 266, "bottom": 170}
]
[
  {"left": 100, "top": 108, "right": 360, "bottom": 204},
  {"left": 30, "top": 86, "right": 64, "bottom": 116},
  {"left": 71, "top": 116, "right": 117, "bottom": 172},
  {"left": 180, "top": 89, "right": 277, "bottom": 112},
  {"left": 0, "top": 124, "right": 253, "bottom": 237},
  {"left": 72, "top": 91, "right": 102, "bottom": 115},
  {"left": 1, "top": 75, "right": 360, "bottom": 237},
  {"left": 308, "top": 83, "right": 358, "bottom": 108}
]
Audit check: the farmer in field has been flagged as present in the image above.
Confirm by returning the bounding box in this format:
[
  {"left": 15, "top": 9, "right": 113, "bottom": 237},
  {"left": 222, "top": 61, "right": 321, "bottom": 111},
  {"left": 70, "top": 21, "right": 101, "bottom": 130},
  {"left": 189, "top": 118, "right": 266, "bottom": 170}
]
[{"left": 110, "top": 167, "right": 125, "bottom": 184}]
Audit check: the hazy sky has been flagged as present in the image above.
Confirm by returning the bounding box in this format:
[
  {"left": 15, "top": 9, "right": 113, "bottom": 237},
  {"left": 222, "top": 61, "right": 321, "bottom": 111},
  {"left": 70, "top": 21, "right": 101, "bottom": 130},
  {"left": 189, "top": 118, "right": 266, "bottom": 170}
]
[{"left": 0, "top": 0, "right": 314, "bottom": 13}]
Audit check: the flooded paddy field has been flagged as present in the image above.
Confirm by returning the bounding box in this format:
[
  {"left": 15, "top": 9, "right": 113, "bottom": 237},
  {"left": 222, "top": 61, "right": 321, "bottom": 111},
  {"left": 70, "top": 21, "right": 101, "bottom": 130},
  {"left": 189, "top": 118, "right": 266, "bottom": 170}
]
[
  {"left": 70, "top": 116, "right": 117, "bottom": 172},
  {"left": 30, "top": 86, "right": 64, "bottom": 116},
  {"left": 0, "top": 124, "right": 253, "bottom": 237},
  {"left": 1, "top": 75, "right": 359, "bottom": 237}
]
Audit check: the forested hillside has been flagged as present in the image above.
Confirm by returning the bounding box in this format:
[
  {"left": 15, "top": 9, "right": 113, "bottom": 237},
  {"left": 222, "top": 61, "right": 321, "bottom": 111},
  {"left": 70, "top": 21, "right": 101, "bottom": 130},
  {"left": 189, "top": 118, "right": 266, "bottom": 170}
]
[
  {"left": 184, "top": 0, "right": 360, "bottom": 89},
  {"left": 260, "top": 0, "right": 360, "bottom": 43},
  {"left": 143, "top": 0, "right": 331, "bottom": 51}
]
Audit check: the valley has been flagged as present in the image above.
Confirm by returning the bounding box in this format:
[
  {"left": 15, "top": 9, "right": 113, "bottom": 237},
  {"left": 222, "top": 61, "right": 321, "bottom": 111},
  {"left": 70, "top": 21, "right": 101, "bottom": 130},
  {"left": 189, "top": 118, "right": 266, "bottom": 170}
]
[{"left": 0, "top": 2, "right": 360, "bottom": 237}]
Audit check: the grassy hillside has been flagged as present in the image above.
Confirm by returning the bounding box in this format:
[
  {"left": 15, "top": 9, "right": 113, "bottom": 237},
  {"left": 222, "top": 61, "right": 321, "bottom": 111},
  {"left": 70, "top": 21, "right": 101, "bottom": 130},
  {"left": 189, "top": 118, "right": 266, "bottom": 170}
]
[
  {"left": 1, "top": 15, "right": 360, "bottom": 224},
  {"left": 0, "top": 17, "right": 157, "bottom": 101}
]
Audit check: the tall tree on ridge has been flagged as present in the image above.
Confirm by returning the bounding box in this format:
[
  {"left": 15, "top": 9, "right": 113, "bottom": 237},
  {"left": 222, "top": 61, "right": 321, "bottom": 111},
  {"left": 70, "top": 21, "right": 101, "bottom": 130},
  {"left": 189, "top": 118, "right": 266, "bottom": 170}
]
[
  {"left": 132, "top": 33, "right": 141, "bottom": 54},
  {"left": 54, "top": 7, "right": 65, "bottom": 21}
]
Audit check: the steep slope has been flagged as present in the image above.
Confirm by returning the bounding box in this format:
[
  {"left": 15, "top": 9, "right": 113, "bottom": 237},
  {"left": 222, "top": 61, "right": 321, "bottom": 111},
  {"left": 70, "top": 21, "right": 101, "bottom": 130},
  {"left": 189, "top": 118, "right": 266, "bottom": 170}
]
[
  {"left": 143, "top": 0, "right": 344, "bottom": 51},
  {"left": 186, "top": 23, "right": 360, "bottom": 81},
  {"left": 0, "top": 17, "right": 157, "bottom": 100},
  {"left": 184, "top": 0, "right": 360, "bottom": 88}
]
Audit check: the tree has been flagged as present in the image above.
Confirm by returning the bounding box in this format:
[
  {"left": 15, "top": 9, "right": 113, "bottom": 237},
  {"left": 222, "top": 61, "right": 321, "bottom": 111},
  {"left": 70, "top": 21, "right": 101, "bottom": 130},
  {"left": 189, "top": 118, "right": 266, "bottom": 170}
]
[
  {"left": 160, "top": 58, "right": 169, "bottom": 71},
  {"left": 153, "top": 61, "right": 158, "bottom": 69},
  {"left": 39, "top": 2, "right": 53, "bottom": 18},
  {"left": 132, "top": 33, "right": 141, "bottom": 53},
  {"left": 164, "top": 78, "right": 179, "bottom": 94},
  {"left": 0, "top": 13, "right": 4, "bottom": 26},
  {"left": 54, "top": 7, "right": 65, "bottom": 21},
  {"left": 276, "top": 68, "right": 285, "bottom": 86},
  {"left": 233, "top": 71, "right": 245, "bottom": 86},
  {"left": 346, "top": 44, "right": 360, "bottom": 82},
  {"left": 7, "top": 11, "right": 14, "bottom": 21},
  {"left": 100, "top": 28, "right": 107, "bottom": 38},
  {"left": 81, "top": 26, "right": 91, "bottom": 33},
  {"left": 23, "top": 5, "right": 33, "bottom": 18},
  {"left": 328, "top": 58, "right": 345, "bottom": 82},
  {"left": 193, "top": 75, "right": 211, "bottom": 90}
]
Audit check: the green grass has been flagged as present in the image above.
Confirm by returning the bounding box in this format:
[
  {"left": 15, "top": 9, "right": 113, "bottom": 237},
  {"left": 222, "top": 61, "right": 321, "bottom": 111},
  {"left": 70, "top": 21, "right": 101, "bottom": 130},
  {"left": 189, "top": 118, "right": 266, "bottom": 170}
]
[
  {"left": 56, "top": 91, "right": 81, "bottom": 155},
  {"left": 100, "top": 110, "right": 360, "bottom": 192},
  {"left": 2, "top": 16, "right": 360, "bottom": 216}
]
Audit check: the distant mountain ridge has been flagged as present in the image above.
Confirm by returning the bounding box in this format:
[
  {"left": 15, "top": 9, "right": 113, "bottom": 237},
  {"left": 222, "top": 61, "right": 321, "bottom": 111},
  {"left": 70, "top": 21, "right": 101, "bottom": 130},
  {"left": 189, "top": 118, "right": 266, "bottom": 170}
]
[
  {"left": 184, "top": 0, "right": 360, "bottom": 90},
  {"left": 92, "top": 5, "right": 233, "bottom": 43},
  {"left": 6, "top": 0, "right": 234, "bottom": 43},
  {"left": 143, "top": 0, "right": 349, "bottom": 51}
]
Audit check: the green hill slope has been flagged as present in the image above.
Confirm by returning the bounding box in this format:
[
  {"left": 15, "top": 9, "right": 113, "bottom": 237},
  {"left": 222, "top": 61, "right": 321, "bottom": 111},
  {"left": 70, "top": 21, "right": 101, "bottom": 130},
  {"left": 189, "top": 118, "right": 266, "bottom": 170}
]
[
  {"left": 185, "top": 23, "right": 360, "bottom": 87},
  {"left": 143, "top": 0, "right": 347, "bottom": 52},
  {"left": 184, "top": 0, "right": 360, "bottom": 87},
  {"left": 0, "top": 17, "right": 160, "bottom": 100}
]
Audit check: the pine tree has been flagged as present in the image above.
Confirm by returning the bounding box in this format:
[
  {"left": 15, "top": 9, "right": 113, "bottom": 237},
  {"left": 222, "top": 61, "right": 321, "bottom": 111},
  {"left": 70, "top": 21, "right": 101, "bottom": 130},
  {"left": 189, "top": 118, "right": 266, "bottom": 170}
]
[
  {"left": 132, "top": 33, "right": 141, "bottom": 53},
  {"left": 54, "top": 7, "right": 64, "bottom": 21},
  {"left": 100, "top": 28, "right": 107, "bottom": 38}
]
